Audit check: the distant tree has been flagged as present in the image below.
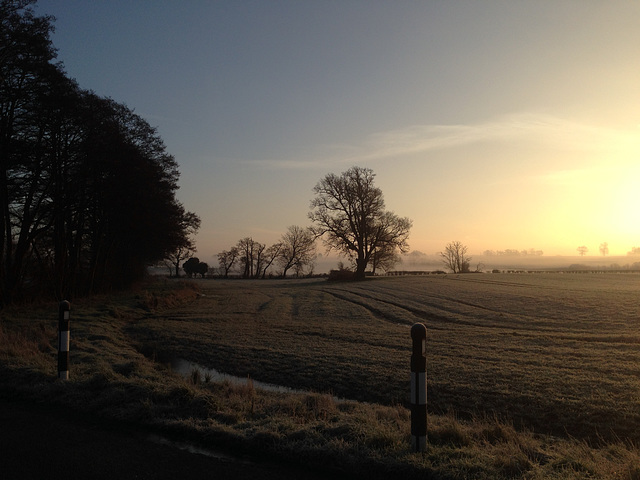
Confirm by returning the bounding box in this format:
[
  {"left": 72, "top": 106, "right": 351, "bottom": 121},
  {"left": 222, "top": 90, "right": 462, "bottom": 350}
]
[
  {"left": 309, "top": 166, "right": 412, "bottom": 280},
  {"left": 194, "top": 261, "right": 208, "bottom": 278},
  {"left": 277, "top": 225, "right": 316, "bottom": 277},
  {"left": 577, "top": 246, "right": 589, "bottom": 256},
  {"left": 237, "top": 237, "right": 265, "bottom": 278},
  {"left": 163, "top": 207, "right": 201, "bottom": 277},
  {"left": 182, "top": 257, "right": 200, "bottom": 277},
  {"left": 628, "top": 247, "right": 640, "bottom": 256},
  {"left": 260, "top": 242, "right": 283, "bottom": 278},
  {"left": 217, "top": 247, "right": 239, "bottom": 278},
  {"left": 599, "top": 242, "right": 609, "bottom": 257},
  {"left": 440, "top": 241, "right": 471, "bottom": 273}
]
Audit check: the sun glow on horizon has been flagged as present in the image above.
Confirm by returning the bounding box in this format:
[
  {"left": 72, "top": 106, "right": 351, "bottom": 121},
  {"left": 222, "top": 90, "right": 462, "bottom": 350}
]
[{"left": 380, "top": 120, "right": 640, "bottom": 258}]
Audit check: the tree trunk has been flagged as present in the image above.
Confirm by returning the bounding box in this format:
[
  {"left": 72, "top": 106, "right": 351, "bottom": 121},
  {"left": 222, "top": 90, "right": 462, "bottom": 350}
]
[{"left": 355, "top": 257, "right": 367, "bottom": 281}]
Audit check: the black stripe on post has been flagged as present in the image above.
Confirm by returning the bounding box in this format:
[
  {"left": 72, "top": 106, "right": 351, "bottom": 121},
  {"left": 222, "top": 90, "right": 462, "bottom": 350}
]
[
  {"left": 58, "top": 301, "right": 70, "bottom": 380},
  {"left": 410, "top": 322, "right": 427, "bottom": 452}
]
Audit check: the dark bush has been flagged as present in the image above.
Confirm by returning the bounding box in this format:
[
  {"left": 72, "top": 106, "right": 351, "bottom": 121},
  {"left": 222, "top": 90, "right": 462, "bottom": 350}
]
[{"left": 328, "top": 268, "right": 355, "bottom": 282}]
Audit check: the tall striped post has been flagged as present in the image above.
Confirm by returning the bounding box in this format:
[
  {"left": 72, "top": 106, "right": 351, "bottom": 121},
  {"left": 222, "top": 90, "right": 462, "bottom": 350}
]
[
  {"left": 58, "top": 301, "right": 71, "bottom": 380},
  {"left": 410, "top": 322, "right": 427, "bottom": 452}
]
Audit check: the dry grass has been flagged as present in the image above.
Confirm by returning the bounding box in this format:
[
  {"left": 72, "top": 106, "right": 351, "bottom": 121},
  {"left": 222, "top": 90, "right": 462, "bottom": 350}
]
[{"left": 2, "top": 274, "right": 640, "bottom": 479}]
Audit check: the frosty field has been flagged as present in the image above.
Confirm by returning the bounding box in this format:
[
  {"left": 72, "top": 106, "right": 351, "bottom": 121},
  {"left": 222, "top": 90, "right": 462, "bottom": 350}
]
[{"left": 130, "top": 273, "right": 640, "bottom": 444}]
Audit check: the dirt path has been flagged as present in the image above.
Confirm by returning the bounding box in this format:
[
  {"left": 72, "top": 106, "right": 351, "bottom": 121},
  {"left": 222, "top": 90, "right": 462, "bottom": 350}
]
[{"left": 0, "top": 399, "right": 340, "bottom": 480}]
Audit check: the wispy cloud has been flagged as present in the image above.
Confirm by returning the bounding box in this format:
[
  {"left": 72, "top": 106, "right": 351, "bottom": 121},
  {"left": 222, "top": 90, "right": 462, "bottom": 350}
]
[{"left": 245, "top": 112, "right": 635, "bottom": 170}]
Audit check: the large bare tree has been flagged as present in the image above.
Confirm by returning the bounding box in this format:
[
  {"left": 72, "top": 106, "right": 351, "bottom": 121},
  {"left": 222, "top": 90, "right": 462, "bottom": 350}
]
[{"left": 309, "top": 166, "right": 412, "bottom": 280}]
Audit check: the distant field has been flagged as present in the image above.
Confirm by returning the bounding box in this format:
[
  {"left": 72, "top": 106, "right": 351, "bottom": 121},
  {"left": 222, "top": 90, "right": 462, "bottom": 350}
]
[{"left": 129, "top": 273, "right": 640, "bottom": 443}]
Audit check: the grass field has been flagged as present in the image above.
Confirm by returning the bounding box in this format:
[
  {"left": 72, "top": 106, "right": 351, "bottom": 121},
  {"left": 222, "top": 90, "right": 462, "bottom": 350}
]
[
  {"left": 2, "top": 273, "right": 640, "bottom": 479},
  {"left": 129, "top": 274, "right": 640, "bottom": 442}
]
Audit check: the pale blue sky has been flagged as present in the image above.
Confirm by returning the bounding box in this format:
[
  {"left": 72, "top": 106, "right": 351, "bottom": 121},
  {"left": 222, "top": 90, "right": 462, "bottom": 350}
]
[{"left": 36, "top": 1, "right": 640, "bottom": 262}]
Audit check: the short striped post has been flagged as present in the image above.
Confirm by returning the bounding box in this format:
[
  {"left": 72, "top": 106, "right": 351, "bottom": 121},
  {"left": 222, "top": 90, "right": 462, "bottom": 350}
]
[
  {"left": 58, "top": 301, "right": 71, "bottom": 380},
  {"left": 410, "top": 322, "right": 427, "bottom": 452}
]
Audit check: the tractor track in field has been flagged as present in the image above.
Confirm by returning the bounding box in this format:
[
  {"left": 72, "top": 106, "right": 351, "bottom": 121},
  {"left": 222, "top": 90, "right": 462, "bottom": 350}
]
[{"left": 320, "top": 286, "right": 558, "bottom": 335}]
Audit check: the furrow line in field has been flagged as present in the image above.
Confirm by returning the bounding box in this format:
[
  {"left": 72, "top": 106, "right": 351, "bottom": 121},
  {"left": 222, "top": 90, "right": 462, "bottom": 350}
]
[
  {"left": 302, "top": 330, "right": 407, "bottom": 353},
  {"left": 361, "top": 282, "right": 555, "bottom": 325},
  {"left": 323, "top": 287, "right": 555, "bottom": 335},
  {"left": 443, "top": 275, "right": 562, "bottom": 291},
  {"left": 321, "top": 289, "right": 419, "bottom": 326}
]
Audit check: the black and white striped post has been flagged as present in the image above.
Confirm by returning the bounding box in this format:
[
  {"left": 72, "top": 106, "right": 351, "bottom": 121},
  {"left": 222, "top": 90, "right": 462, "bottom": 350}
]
[
  {"left": 58, "top": 300, "right": 71, "bottom": 380},
  {"left": 410, "top": 322, "right": 427, "bottom": 452}
]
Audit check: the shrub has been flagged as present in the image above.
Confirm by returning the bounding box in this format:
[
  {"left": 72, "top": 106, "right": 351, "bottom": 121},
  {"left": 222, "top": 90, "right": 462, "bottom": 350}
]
[{"left": 328, "top": 267, "right": 355, "bottom": 282}]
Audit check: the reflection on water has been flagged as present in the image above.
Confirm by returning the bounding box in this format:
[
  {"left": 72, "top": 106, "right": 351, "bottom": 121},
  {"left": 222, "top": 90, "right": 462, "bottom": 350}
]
[
  {"left": 147, "top": 434, "right": 246, "bottom": 462},
  {"left": 171, "top": 358, "right": 306, "bottom": 395}
]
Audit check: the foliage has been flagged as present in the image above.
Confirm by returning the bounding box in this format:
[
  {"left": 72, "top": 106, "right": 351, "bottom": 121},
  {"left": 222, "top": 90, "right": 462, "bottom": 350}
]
[
  {"left": 309, "top": 166, "right": 412, "bottom": 281},
  {"left": 163, "top": 209, "right": 201, "bottom": 277},
  {"left": 182, "top": 257, "right": 208, "bottom": 278},
  {"left": 0, "top": 2, "right": 195, "bottom": 305}
]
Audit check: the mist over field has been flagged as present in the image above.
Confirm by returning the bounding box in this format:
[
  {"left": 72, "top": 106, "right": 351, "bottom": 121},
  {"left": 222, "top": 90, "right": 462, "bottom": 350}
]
[{"left": 398, "top": 252, "right": 640, "bottom": 273}]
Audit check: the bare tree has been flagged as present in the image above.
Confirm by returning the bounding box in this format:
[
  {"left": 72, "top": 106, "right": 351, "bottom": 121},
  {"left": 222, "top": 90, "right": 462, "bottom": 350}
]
[
  {"left": 577, "top": 246, "right": 589, "bottom": 256},
  {"left": 370, "top": 244, "right": 401, "bottom": 275},
  {"left": 599, "top": 242, "right": 609, "bottom": 256},
  {"left": 309, "top": 166, "right": 412, "bottom": 280},
  {"left": 259, "top": 242, "right": 283, "bottom": 278},
  {"left": 277, "top": 225, "right": 316, "bottom": 277},
  {"left": 440, "top": 241, "right": 471, "bottom": 273},
  {"left": 237, "top": 237, "right": 265, "bottom": 278},
  {"left": 217, "top": 247, "right": 239, "bottom": 278}
]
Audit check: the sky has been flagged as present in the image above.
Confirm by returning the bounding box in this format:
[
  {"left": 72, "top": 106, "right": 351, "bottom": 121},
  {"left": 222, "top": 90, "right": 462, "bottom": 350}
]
[{"left": 35, "top": 0, "right": 640, "bottom": 263}]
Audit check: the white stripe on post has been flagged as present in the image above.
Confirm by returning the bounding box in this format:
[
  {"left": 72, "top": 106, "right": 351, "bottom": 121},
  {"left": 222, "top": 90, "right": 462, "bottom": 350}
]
[
  {"left": 410, "top": 323, "right": 427, "bottom": 452},
  {"left": 58, "top": 301, "right": 70, "bottom": 380}
]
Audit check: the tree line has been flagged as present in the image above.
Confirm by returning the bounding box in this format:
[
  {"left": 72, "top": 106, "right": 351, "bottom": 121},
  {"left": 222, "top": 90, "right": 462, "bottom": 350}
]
[
  {"left": 483, "top": 249, "right": 544, "bottom": 257},
  {"left": 177, "top": 166, "right": 413, "bottom": 280},
  {"left": 1, "top": 1, "right": 198, "bottom": 305},
  {"left": 214, "top": 226, "right": 317, "bottom": 278}
]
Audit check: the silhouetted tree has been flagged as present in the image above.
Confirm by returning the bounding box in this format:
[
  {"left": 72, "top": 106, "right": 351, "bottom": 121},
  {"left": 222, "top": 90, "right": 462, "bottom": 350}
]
[
  {"left": 309, "top": 166, "right": 411, "bottom": 281},
  {"left": 194, "top": 261, "right": 208, "bottom": 278},
  {"left": 237, "top": 237, "right": 264, "bottom": 278},
  {"left": 1, "top": 0, "right": 58, "bottom": 304},
  {"left": 217, "top": 247, "right": 239, "bottom": 278},
  {"left": 260, "top": 242, "right": 282, "bottom": 278},
  {"left": 370, "top": 241, "right": 403, "bottom": 275},
  {"left": 277, "top": 225, "right": 316, "bottom": 277},
  {"left": 0, "top": 2, "right": 196, "bottom": 304},
  {"left": 440, "top": 241, "right": 471, "bottom": 273},
  {"left": 577, "top": 246, "right": 588, "bottom": 256},
  {"left": 182, "top": 257, "right": 200, "bottom": 277},
  {"left": 163, "top": 207, "right": 201, "bottom": 277}
]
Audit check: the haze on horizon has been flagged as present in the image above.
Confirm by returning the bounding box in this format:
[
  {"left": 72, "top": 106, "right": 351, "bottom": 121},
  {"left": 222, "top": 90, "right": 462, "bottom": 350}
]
[{"left": 36, "top": 0, "right": 640, "bottom": 263}]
